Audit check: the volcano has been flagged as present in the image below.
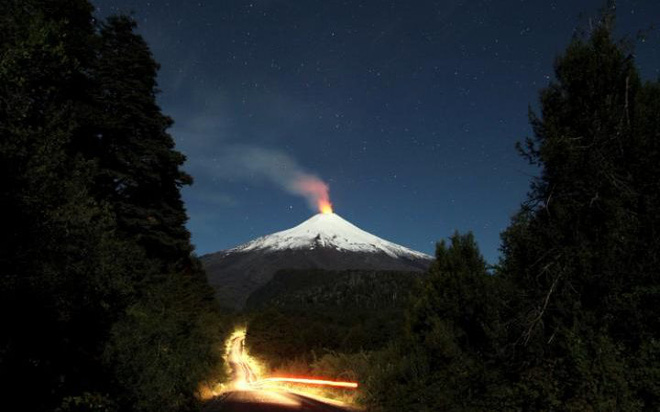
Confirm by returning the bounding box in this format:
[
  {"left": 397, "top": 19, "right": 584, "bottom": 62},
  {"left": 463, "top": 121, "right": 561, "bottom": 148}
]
[{"left": 201, "top": 213, "right": 433, "bottom": 309}]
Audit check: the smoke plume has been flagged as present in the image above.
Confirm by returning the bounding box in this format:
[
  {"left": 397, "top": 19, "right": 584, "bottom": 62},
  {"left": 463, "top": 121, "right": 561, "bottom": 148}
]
[{"left": 215, "top": 145, "right": 331, "bottom": 212}]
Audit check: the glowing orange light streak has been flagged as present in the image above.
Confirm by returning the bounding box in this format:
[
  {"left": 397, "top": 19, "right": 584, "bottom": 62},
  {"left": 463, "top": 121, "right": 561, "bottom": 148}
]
[{"left": 258, "top": 377, "right": 358, "bottom": 389}]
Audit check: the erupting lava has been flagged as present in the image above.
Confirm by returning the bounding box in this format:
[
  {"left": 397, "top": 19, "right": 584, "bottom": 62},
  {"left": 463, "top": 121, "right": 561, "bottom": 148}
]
[
  {"left": 318, "top": 199, "right": 333, "bottom": 214},
  {"left": 292, "top": 175, "right": 333, "bottom": 214}
]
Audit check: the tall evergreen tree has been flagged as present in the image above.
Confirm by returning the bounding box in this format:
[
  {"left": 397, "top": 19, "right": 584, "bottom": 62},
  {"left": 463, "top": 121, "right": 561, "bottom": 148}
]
[
  {"left": 92, "top": 15, "right": 194, "bottom": 269},
  {"left": 89, "top": 16, "right": 227, "bottom": 412},
  {"left": 367, "top": 233, "right": 506, "bottom": 412},
  {"left": 500, "top": 10, "right": 660, "bottom": 411},
  {"left": 0, "top": 2, "right": 227, "bottom": 411},
  {"left": 0, "top": 1, "right": 138, "bottom": 408}
]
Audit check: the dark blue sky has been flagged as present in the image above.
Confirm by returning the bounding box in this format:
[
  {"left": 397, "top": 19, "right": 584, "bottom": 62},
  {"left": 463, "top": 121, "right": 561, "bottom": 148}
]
[{"left": 94, "top": 0, "right": 660, "bottom": 263}]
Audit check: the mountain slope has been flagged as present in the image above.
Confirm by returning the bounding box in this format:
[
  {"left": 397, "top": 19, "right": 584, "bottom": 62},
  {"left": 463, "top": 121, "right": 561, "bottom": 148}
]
[
  {"left": 201, "top": 213, "right": 433, "bottom": 309},
  {"left": 231, "top": 213, "right": 431, "bottom": 259}
]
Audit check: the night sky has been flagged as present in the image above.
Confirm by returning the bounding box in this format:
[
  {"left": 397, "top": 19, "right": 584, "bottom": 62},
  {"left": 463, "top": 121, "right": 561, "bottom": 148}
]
[{"left": 93, "top": 0, "right": 660, "bottom": 263}]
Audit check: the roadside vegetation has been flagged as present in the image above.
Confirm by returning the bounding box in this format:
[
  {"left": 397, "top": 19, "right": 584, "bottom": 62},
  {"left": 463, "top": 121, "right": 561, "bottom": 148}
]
[
  {"left": 244, "top": 268, "right": 420, "bottom": 404},
  {"left": 0, "top": 1, "right": 228, "bottom": 411},
  {"left": 245, "top": 269, "right": 417, "bottom": 372}
]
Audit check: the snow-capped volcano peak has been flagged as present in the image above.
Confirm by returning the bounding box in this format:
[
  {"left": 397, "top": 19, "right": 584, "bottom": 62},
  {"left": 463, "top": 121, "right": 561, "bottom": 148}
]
[
  {"left": 202, "top": 212, "right": 433, "bottom": 308},
  {"left": 230, "top": 212, "right": 433, "bottom": 260}
]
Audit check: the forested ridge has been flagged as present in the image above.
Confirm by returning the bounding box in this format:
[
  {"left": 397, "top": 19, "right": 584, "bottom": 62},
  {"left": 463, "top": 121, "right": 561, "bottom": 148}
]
[
  {"left": 246, "top": 269, "right": 419, "bottom": 365},
  {"left": 0, "top": 1, "right": 226, "bottom": 411}
]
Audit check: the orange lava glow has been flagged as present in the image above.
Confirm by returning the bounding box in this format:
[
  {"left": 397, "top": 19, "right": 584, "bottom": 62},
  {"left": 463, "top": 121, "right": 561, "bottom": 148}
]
[
  {"left": 319, "top": 199, "right": 333, "bottom": 214},
  {"left": 259, "top": 377, "right": 358, "bottom": 389}
]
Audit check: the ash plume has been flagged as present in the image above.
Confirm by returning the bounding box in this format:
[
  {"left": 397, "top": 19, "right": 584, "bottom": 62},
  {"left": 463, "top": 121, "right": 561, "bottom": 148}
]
[{"left": 215, "top": 145, "right": 330, "bottom": 211}]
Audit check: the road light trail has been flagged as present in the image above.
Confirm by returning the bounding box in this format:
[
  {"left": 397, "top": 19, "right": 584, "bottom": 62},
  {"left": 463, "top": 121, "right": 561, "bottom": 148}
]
[
  {"left": 203, "top": 330, "right": 357, "bottom": 411},
  {"left": 256, "top": 377, "right": 358, "bottom": 389},
  {"left": 227, "top": 334, "right": 257, "bottom": 388}
]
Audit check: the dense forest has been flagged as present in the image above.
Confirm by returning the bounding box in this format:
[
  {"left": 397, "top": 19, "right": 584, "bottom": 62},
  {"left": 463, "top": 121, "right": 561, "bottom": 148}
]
[
  {"left": 246, "top": 10, "right": 660, "bottom": 412},
  {"left": 0, "top": 1, "right": 227, "bottom": 411},
  {"left": 246, "top": 269, "right": 420, "bottom": 370}
]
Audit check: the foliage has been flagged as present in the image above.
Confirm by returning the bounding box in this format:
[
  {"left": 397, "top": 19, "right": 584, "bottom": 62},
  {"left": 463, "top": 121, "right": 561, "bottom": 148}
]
[
  {"left": 365, "top": 233, "right": 507, "bottom": 412},
  {"left": 0, "top": 1, "right": 227, "bottom": 411},
  {"left": 92, "top": 15, "right": 194, "bottom": 267},
  {"left": 104, "top": 273, "right": 225, "bottom": 412},
  {"left": 245, "top": 269, "right": 420, "bottom": 376},
  {"left": 499, "top": 12, "right": 660, "bottom": 411},
  {"left": 365, "top": 9, "right": 660, "bottom": 412},
  {"left": 56, "top": 392, "right": 118, "bottom": 412}
]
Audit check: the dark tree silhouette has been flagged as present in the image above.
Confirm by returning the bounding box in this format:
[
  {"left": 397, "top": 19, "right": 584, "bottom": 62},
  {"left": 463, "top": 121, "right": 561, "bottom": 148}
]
[{"left": 0, "top": 2, "right": 227, "bottom": 411}]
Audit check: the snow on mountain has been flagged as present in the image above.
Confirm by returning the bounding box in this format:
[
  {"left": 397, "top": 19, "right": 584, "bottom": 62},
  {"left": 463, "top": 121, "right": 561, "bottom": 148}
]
[
  {"left": 230, "top": 213, "right": 433, "bottom": 260},
  {"left": 201, "top": 212, "right": 433, "bottom": 309}
]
